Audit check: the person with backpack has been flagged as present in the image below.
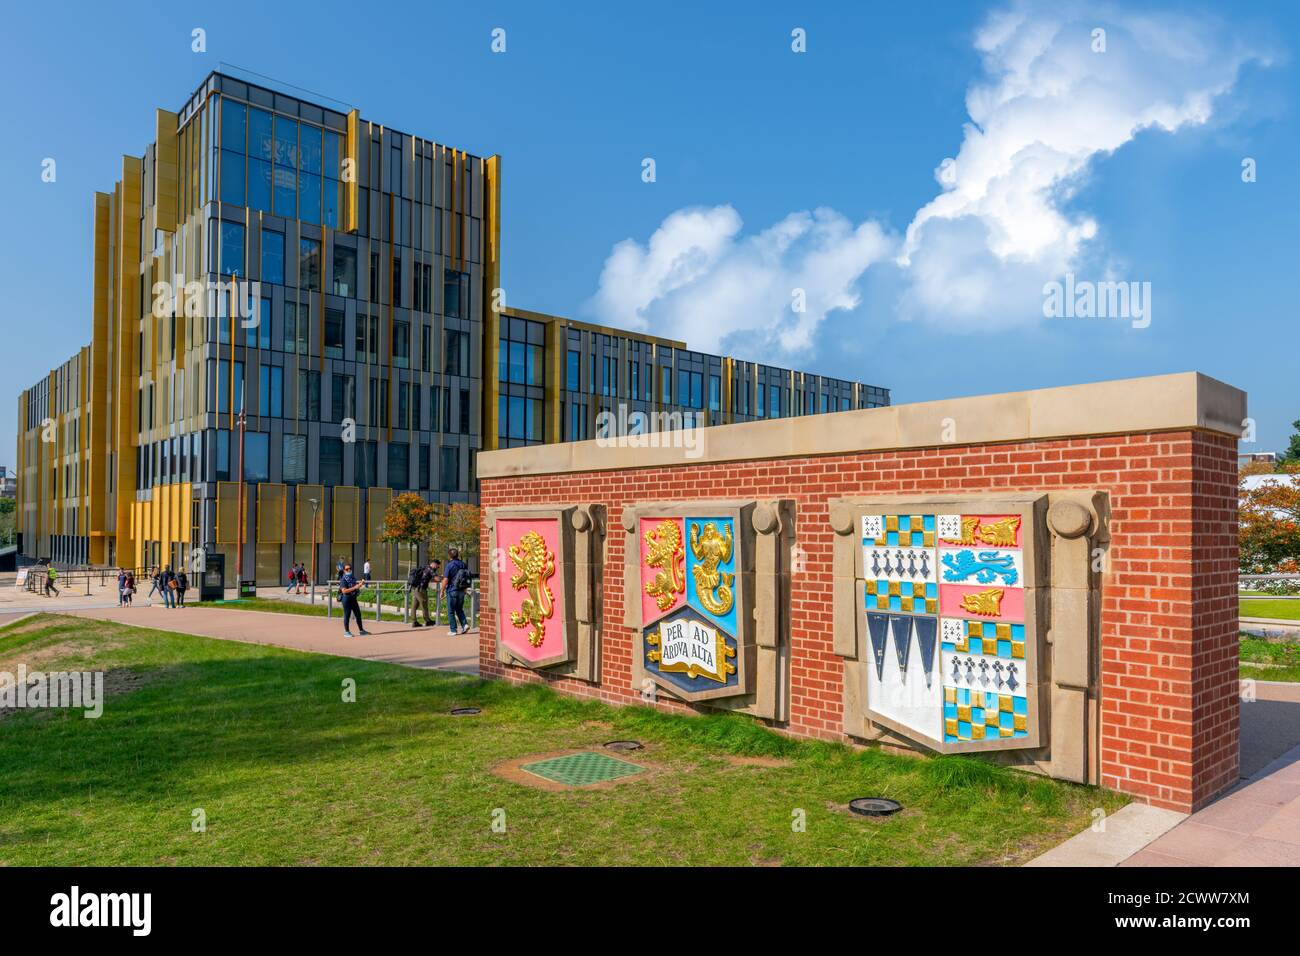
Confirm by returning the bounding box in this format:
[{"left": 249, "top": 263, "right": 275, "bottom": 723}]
[
  {"left": 406, "top": 561, "right": 433, "bottom": 628},
  {"left": 443, "top": 548, "right": 477, "bottom": 635},
  {"left": 286, "top": 563, "right": 299, "bottom": 592},
  {"left": 176, "top": 569, "right": 189, "bottom": 607},
  {"left": 297, "top": 564, "right": 308, "bottom": 594},
  {"left": 123, "top": 570, "right": 135, "bottom": 606}
]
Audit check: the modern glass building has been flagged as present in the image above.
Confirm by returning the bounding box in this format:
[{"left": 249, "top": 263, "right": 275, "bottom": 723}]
[{"left": 15, "top": 70, "right": 888, "bottom": 583}]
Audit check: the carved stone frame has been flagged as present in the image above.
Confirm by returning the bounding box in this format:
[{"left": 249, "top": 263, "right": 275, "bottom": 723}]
[
  {"left": 828, "top": 492, "right": 1106, "bottom": 784},
  {"left": 486, "top": 504, "right": 605, "bottom": 681},
  {"left": 622, "top": 499, "right": 793, "bottom": 721}
]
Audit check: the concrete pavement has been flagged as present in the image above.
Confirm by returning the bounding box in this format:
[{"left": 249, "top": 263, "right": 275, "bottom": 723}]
[{"left": 64, "top": 604, "right": 480, "bottom": 675}]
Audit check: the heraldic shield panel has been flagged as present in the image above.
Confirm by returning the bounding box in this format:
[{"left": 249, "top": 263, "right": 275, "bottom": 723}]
[
  {"left": 835, "top": 496, "right": 1049, "bottom": 755},
  {"left": 639, "top": 514, "right": 743, "bottom": 698},
  {"left": 495, "top": 517, "right": 569, "bottom": 667}
]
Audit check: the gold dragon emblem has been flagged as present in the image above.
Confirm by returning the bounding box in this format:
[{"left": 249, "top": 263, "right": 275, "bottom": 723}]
[
  {"left": 508, "top": 530, "right": 555, "bottom": 647},
  {"left": 690, "top": 521, "right": 735, "bottom": 617},
  {"left": 643, "top": 519, "right": 685, "bottom": 611},
  {"left": 941, "top": 515, "right": 1021, "bottom": 548},
  {"left": 959, "top": 587, "right": 1005, "bottom": 617}
]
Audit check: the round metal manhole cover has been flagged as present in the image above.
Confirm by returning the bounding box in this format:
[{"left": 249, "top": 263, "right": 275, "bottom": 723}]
[
  {"left": 449, "top": 707, "right": 482, "bottom": 717},
  {"left": 604, "top": 740, "right": 644, "bottom": 752},
  {"left": 848, "top": 797, "right": 903, "bottom": 817}
]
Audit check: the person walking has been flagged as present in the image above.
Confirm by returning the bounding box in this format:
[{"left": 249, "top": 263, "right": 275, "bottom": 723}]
[
  {"left": 117, "top": 567, "right": 128, "bottom": 607},
  {"left": 338, "top": 562, "right": 370, "bottom": 638},
  {"left": 296, "top": 563, "right": 308, "bottom": 594},
  {"left": 176, "top": 569, "right": 188, "bottom": 607},
  {"left": 362, "top": 559, "right": 372, "bottom": 583},
  {"left": 46, "top": 564, "right": 59, "bottom": 598},
  {"left": 145, "top": 566, "right": 161, "bottom": 603},
  {"left": 123, "top": 570, "right": 135, "bottom": 606},
  {"left": 286, "top": 563, "right": 299, "bottom": 593},
  {"left": 160, "top": 565, "right": 177, "bottom": 609},
  {"left": 443, "top": 549, "right": 477, "bottom": 635},
  {"left": 407, "top": 560, "right": 434, "bottom": 628}
]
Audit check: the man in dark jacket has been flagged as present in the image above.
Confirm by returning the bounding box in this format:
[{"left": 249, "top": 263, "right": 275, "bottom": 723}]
[
  {"left": 443, "top": 549, "right": 477, "bottom": 635},
  {"left": 339, "top": 563, "right": 370, "bottom": 637}
]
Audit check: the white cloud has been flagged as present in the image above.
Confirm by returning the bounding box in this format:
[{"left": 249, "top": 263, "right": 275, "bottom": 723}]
[
  {"left": 587, "top": 1, "right": 1268, "bottom": 352},
  {"left": 587, "top": 206, "right": 891, "bottom": 354}
]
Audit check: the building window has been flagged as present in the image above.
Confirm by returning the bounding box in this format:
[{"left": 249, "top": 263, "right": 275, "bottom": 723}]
[
  {"left": 283, "top": 302, "right": 308, "bottom": 355},
  {"left": 220, "top": 222, "right": 245, "bottom": 277},
  {"left": 319, "top": 437, "right": 343, "bottom": 486},
  {"left": 248, "top": 108, "right": 273, "bottom": 212},
  {"left": 566, "top": 350, "right": 580, "bottom": 392},
  {"left": 220, "top": 97, "right": 246, "bottom": 152},
  {"left": 258, "top": 365, "right": 282, "bottom": 418},
  {"left": 215, "top": 429, "right": 231, "bottom": 481},
  {"left": 282, "top": 434, "right": 307, "bottom": 484},
  {"left": 439, "top": 445, "right": 459, "bottom": 492},
  {"left": 297, "top": 370, "right": 321, "bottom": 421},
  {"left": 332, "top": 245, "right": 357, "bottom": 296},
  {"left": 709, "top": 375, "right": 721, "bottom": 412},
  {"left": 443, "top": 269, "right": 468, "bottom": 318},
  {"left": 220, "top": 149, "right": 245, "bottom": 206},
  {"left": 393, "top": 321, "right": 410, "bottom": 368},
  {"left": 243, "top": 432, "right": 270, "bottom": 482},
  {"left": 299, "top": 238, "right": 320, "bottom": 291},
  {"left": 261, "top": 230, "right": 285, "bottom": 285},
  {"left": 387, "top": 442, "right": 409, "bottom": 491},
  {"left": 397, "top": 381, "right": 410, "bottom": 429},
  {"left": 332, "top": 373, "right": 355, "bottom": 422},
  {"left": 324, "top": 309, "right": 344, "bottom": 360},
  {"left": 355, "top": 440, "right": 378, "bottom": 488},
  {"left": 419, "top": 444, "right": 430, "bottom": 489},
  {"left": 459, "top": 387, "right": 471, "bottom": 434},
  {"left": 246, "top": 296, "right": 271, "bottom": 349},
  {"left": 444, "top": 330, "right": 469, "bottom": 377},
  {"left": 273, "top": 116, "right": 298, "bottom": 217}
]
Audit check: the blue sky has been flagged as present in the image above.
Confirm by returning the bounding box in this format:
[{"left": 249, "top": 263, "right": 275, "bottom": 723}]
[{"left": 2, "top": 0, "right": 1297, "bottom": 462}]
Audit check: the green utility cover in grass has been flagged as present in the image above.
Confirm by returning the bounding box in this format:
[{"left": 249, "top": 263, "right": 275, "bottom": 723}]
[{"left": 520, "top": 752, "right": 644, "bottom": 787}]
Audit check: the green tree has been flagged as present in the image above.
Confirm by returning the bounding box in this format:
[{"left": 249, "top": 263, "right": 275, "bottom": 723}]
[
  {"left": 380, "top": 493, "right": 434, "bottom": 574},
  {"left": 1279, "top": 419, "right": 1300, "bottom": 465},
  {"left": 428, "top": 503, "right": 481, "bottom": 561}
]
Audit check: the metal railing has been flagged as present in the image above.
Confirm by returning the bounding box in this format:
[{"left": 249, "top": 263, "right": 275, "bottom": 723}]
[{"left": 320, "top": 578, "right": 481, "bottom": 626}]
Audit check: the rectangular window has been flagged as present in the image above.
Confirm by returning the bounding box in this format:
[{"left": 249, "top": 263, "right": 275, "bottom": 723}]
[
  {"left": 709, "top": 375, "right": 721, "bottom": 412},
  {"left": 393, "top": 320, "right": 410, "bottom": 368},
  {"left": 391, "top": 257, "right": 402, "bottom": 309},
  {"left": 421, "top": 325, "right": 432, "bottom": 372},
  {"left": 332, "top": 245, "right": 356, "bottom": 296},
  {"left": 332, "top": 373, "right": 355, "bottom": 422},
  {"left": 387, "top": 442, "right": 409, "bottom": 491},
  {"left": 220, "top": 221, "right": 245, "bottom": 277},
  {"left": 439, "top": 445, "right": 459, "bottom": 492},
  {"left": 566, "top": 350, "right": 580, "bottom": 392},
  {"left": 220, "top": 149, "right": 245, "bottom": 206},
  {"left": 243, "top": 431, "right": 270, "bottom": 482},
  {"left": 261, "top": 230, "right": 285, "bottom": 285},
  {"left": 258, "top": 364, "right": 282, "bottom": 418},
  {"left": 444, "top": 330, "right": 469, "bottom": 377},
  {"left": 355, "top": 440, "right": 378, "bottom": 488},
  {"left": 443, "top": 269, "right": 468, "bottom": 318},
  {"left": 282, "top": 434, "right": 307, "bottom": 484},
  {"left": 297, "top": 370, "right": 321, "bottom": 421},
  {"left": 319, "top": 436, "right": 343, "bottom": 486},
  {"left": 283, "top": 302, "right": 308, "bottom": 355},
  {"left": 369, "top": 251, "right": 379, "bottom": 302},
  {"left": 419, "top": 444, "right": 430, "bottom": 489},
  {"left": 220, "top": 97, "right": 246, "bottom": 152},
  {"left": 661, "top": 366, "right": 671, "bottom": 404},
  {"left": 246, "top": 296, "right": 271, "bottom": 349},
  {"left": 459, "top": 387, "right": 471, "bottom": 435},
  {"left": 299, "top": 238, "right": 320, "bottom": 291},
  {"left": 215, "top": 429, "right": 231, "bottom": 481},
  {"left": 397, "top": 381, "right": 410, "bottom": 429},
  {"left": 324, "top": 309, "right": 344, "bottom": 360}
]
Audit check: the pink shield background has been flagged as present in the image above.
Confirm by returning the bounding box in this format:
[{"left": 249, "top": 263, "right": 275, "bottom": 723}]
[
  {"left": 639, "top": 516, "right": 686, "bottom": 625},
  {"left": 495, "top": 517, "right": 566, "bottom": 662}
]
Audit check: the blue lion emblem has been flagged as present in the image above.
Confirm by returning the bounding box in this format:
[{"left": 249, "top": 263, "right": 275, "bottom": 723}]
[{"left": 941, "top": 549, "right": 1018, "bottom": 585}]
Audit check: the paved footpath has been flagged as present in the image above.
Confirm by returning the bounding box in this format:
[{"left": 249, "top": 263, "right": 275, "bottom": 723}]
[
  {"left": 63, "top": 604, "right": 480, "bottom": 675},
  {"left": 1121, "top": 680, "right": 1300, "bottom": 866}
]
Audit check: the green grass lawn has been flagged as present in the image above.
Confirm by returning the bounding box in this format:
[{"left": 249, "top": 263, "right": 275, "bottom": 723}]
[
  {"left": 1240, "top": 635, "right": 1300, "bottom": 682},
  {"left": 0, "top": 613, "right": 1125, "bottom": 866},
  {"left": 1240, "top": 597, "right": 1300, "bottom": 621}
]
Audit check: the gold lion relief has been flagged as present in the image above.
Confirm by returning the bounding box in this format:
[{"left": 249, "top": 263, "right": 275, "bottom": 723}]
[{"left": 508, "top": 530, "right": 555, "bottom": 647}]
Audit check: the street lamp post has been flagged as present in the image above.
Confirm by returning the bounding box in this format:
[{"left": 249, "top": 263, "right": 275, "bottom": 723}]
[
  {"left": 308, "top": 497, "right": 319, "bottom": 603},
  {"left": 235, "top": 406, "right": 246, "bottom": 596}
]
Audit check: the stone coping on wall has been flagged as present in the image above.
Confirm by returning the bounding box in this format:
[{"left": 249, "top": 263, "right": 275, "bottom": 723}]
[{"left": 478, "top": 371, "right": 1246, "bottom": 479}]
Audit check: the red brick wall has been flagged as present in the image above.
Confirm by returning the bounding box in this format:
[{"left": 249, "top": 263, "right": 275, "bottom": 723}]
[{"left": 479, "top": 429, "right": 1240, "bottom": 812}]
